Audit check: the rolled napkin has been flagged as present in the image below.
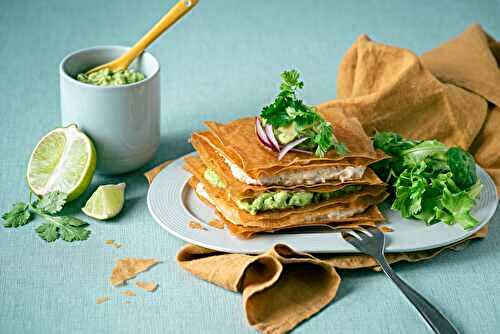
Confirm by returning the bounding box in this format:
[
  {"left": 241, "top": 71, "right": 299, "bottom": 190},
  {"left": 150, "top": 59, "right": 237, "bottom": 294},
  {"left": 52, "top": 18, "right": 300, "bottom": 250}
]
[
  {"left": 175, "top": 232, "right": 487, "bottom": 334},
  {"left": 145, "top": 24, "right": 498, "bottom": 333},
  {"left": 177, "top": 244, "right": 341, "bottom": 334}
]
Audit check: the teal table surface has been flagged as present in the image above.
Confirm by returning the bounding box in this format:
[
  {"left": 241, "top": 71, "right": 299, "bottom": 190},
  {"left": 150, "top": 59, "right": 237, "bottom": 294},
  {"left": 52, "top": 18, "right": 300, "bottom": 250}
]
[{"left": 1, "top": 1, "right": 499, "bottom": 333}]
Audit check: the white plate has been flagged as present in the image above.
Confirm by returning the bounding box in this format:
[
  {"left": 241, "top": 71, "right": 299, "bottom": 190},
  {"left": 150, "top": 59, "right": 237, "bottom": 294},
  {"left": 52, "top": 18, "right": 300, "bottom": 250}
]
[{"left": 147, "top": 153, "right": 498, "bottom": 254}]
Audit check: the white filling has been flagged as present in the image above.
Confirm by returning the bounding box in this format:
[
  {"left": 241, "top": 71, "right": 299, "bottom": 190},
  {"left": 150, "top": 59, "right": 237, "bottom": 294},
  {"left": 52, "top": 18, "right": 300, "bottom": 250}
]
[
  {"left": 196, "top": 183, "right": 212, "bottom": 203},
  {"left": 223, "top": 156, "right": 365, "bottom": 186},
  {"left": 304, "top": 206, "right": 366, "bottom": 222}
]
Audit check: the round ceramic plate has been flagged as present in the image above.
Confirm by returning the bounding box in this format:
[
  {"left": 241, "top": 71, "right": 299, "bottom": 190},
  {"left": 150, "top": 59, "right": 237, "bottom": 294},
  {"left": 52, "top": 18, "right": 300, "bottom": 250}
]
[{"left": 147, "top": 153, "right": 498, "bottom": 254}]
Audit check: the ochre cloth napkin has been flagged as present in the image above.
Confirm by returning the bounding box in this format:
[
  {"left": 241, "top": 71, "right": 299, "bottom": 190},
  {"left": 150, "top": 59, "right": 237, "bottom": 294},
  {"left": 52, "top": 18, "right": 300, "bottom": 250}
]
[
  {"left": 145, "top": 24, "right": 498, "bottom": 334},
  {"left": 317, "top": 24, "right": 500, "bottom": 191}
]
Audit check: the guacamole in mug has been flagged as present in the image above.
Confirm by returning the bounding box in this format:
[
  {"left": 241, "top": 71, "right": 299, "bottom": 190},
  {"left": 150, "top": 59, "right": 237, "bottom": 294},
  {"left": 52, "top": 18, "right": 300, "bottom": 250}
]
[{"left": 76, "top": 68, "right": 145, "bottom": 86}]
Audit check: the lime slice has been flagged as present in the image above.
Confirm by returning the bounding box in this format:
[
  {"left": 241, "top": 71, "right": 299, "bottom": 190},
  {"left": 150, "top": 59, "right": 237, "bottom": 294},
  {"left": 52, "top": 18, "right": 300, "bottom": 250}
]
[
  {"left": 82, "top": 183, "right": 126, "bottom": 220},
  {"left": 27, "top": 124, "right": 96, "bottom": 201}
]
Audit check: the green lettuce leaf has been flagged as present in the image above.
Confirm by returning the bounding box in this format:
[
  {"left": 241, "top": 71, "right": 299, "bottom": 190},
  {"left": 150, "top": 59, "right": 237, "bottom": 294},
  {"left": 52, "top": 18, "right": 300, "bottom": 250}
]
[{"left": 373, "top": 132, "right": 482, "bottom": 229}]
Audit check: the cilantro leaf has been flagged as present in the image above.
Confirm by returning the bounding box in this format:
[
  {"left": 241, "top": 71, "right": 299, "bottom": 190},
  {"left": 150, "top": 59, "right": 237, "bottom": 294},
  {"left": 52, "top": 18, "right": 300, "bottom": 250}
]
[
  {"left": 34, "top": 191, "right": 68, "bottom": 214},
  {"left": 35, "top": 222, "right": 59, "bottom": 242},
  {"left": 4, "top": 191, "right": 91, "bottom": 243},
  {"left": 35, "top": 214, "right": 91, "bottom": 242},
  {"left": 2, "top": 203, "right": 31, "bottom": 228},
  {"left": 259, "top": 70, "right": 348, "bottom": 156},
  {"left": 56, "top": 216, "right": 91, "bottom": 241},
  {"left": 312, "top": 122, "right": 332, "bottom": 157},
  {"left": 279, "top": 70, "right": 303, "bottom": 94}
]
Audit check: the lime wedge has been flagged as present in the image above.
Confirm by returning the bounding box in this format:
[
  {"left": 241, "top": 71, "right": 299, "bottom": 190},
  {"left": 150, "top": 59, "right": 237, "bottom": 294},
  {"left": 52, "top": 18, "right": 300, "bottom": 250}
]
[
  {"left": 27, "top": 124, "right": 96, "bottom": 201},
  {"left": 82, "top": 183, "right": 126, "bottom": 220}
]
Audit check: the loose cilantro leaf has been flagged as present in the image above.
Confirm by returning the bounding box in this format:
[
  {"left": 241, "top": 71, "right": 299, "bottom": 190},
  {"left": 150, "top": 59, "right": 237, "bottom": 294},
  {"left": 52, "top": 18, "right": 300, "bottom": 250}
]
[
  {"left": 35, "top": 222, "right": 59, "bottom": 242},
  {"left": 4, "top": 191, "right": 91, "bottom": 243},
  {"left": 33, "top": 191, "right": 67, "bottom": 214},
  {"left": 35, "top": 214, "right": 90, "bottom": 242},
  {"left": 372, "top": 132, "right": 482, "bottom": 229},
  {"left": 259, "top": 70, "right": 348, "bottom": 156},
  {"left": 2, "top": 203, "right": 32, "bottom": 228}
]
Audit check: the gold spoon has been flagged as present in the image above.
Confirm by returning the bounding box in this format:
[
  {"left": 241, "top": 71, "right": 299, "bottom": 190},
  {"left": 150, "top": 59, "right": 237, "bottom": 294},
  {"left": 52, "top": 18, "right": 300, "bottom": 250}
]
[{"left": 86, "top": 0, "right": 198, "bottom": 74}]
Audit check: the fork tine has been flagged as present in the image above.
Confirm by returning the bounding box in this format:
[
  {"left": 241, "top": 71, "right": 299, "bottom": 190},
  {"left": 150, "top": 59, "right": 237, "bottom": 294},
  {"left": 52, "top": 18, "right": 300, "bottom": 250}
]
[
  {"left": 346, "top": 230, "right": 363, "bottom": 241},
  {"left": 364, "top": 226, "right": 384, "bottom": 238},
  {"left": 341, "top": 232, "right": 354, "bottom": 242},
  {"left": 341, "top": 230, "right": 358, "bottom": 242},
  {"left": 358, "top": 227, "right": 373, "bottom": 238}
]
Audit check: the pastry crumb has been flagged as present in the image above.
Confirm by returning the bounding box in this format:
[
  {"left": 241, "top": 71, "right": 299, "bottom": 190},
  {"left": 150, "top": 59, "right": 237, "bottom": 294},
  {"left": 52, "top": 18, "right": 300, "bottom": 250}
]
[
  {"left": 121, "top": 290, "right": 136, "bottom": 297},
  {"left": 106, "top": 239, "right": 123, "bottom": 248},
  {"left": 110, "top": 257, "right": 159, "bottom": 286},
  {"left": 208, "top": 220, "right": 224, "bottom": 229},
  {"left": 136, "top": 281, "right": 158, "bottom": 292},
  {"left": 96, "top": 296, "right": 111, "bottom": 304},
  {"left": 188, "top": 221, "right": 207, "bottom": 230}
]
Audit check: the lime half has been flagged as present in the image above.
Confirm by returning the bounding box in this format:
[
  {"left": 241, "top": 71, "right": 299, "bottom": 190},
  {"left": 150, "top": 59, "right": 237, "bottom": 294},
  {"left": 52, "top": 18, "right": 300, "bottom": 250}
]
[
  {"left": 82, "top": 183, "right": 126, "bottom": 220},
  {"left": 27, "top": 124, "right": 96, "bottom": 201}
]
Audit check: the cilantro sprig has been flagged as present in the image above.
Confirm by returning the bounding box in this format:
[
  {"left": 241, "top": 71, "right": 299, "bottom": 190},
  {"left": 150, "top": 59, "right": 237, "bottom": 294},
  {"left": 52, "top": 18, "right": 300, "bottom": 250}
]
[
  {"left": 2, "top": 191, "right": 91, "bottom": 242},
  {"left": 260, "top": 70, "right": 348, "bottom": 157}
]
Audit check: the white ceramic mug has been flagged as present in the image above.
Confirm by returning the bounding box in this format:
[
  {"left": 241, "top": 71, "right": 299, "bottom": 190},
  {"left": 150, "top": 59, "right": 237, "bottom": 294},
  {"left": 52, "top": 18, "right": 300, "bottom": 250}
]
[{"left": 59, "top": 46, "right": 160, "bottom": 175}]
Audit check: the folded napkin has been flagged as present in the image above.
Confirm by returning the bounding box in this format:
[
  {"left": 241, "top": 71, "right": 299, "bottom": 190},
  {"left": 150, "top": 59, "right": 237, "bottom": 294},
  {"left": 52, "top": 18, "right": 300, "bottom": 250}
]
[
  {"left": 317, "top": 24, "right": 500, "bottom": 192},
  {"left": 145, "top": 24, "right": 499, "bottom": 334}
]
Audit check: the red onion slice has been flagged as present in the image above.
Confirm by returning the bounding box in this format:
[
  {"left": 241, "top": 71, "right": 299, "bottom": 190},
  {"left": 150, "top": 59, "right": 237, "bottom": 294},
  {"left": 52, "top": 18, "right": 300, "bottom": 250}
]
[
  {"left": 278, "top": 137, "right": 309, "bottom": 160},
  {"left": 265, "top": 124, "right": 281, "bottom": 151},
  {"left": 255, "top": 117, "right": 273, "bottom": 149},
  {"left": 290, "top": 148, "right": 313, "bottom": 154}
]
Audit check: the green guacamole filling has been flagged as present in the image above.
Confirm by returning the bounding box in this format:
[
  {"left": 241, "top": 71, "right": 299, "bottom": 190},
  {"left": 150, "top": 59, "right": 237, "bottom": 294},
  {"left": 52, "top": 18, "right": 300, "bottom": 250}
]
[
  {"left": 202, "top": 168, "right": 362, "bottom": 214},
  {"left": 76, "top": 68, "right": 145, "bottom": 86},
  {"left": 203, "top": 168, "right": 226, "bottom": 188},
  {"left": 237, "top": 185, "right": 363, "bottom": 215}
]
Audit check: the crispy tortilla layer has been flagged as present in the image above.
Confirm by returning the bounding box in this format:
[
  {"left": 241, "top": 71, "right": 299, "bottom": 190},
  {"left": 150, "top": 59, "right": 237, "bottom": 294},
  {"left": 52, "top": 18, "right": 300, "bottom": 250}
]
[
  {"left": 219, "top": 209, "right": 382, "bottom": 239},
  {"left": 190, "top": 179, "right": 384, "bottom": 239},
  {"left": 184, "top": 154, "right": 385, "bottom": 200},
  {"left": 199, "top": 112, "right": 387, "bottom": 178},
  {"left": 189, "top": 176, "right": 388, "bottom": 227},
  {"left": 193, "top": 130, "right": 387, "bottom": 180}
]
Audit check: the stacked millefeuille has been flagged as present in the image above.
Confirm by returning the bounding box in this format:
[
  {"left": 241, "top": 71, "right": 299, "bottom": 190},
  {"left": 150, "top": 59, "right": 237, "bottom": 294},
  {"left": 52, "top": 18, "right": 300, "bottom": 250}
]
[{"left": 184, "top": 111, "right": 389, "bottom": 239}]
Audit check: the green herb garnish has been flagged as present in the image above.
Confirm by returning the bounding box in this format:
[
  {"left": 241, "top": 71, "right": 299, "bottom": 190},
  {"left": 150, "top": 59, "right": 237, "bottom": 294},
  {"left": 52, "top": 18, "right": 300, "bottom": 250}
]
[
  {"left": 260, "top": 70, "right": 348, "bottom": 157},
  {"left": 372, "top": 132, "right": 482, "bottom": 229},
  {"left": 2, "top": 191, "right": 91, "bottom": 242}
]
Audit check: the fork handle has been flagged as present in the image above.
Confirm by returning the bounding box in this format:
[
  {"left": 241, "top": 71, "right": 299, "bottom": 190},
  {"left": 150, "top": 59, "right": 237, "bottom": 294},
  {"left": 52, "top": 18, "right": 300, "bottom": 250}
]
[{"left": 377, "top": 258, "right": 459, "bottom": 334}]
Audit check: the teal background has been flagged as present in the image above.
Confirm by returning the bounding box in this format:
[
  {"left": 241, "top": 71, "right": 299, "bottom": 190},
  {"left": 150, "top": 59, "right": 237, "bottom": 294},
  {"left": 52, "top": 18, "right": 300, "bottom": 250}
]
[{"left": 1, "top": 0, "right": 499, "bottom": 333}]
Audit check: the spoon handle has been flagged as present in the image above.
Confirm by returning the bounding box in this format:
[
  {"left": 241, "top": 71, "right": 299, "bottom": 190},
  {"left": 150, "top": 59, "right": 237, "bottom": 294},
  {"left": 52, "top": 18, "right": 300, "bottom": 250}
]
[{"left": 121, "top": 0, "right": 199, "bottom": 68}]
